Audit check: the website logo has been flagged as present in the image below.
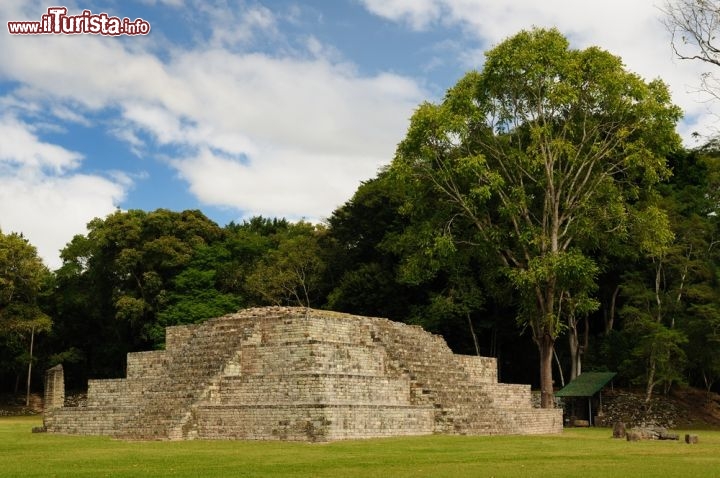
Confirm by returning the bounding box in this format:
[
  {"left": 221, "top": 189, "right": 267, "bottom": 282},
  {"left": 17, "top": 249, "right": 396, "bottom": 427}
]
[{"left": 8, "top": 7, "right": 151, "bottom": 36}]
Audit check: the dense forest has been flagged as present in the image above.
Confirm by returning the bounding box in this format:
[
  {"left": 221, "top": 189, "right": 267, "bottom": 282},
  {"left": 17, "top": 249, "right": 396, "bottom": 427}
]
[
  {"left": 2, "top": 149, "right": 720, "bottom": 400},
  {"left": 2, "top": 27, "right": 720, "bottom": 406}
]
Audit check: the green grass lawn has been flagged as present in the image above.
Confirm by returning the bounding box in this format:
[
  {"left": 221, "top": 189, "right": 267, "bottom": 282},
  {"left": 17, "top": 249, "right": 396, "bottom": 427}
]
[{"left": 1, "top": 417, "right": 718, "bottom": 477}]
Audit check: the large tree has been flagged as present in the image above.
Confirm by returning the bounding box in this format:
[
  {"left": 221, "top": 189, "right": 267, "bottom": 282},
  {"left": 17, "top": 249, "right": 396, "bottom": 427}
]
[
  {"left": 246, "top": 222, "right": 327, "bottom": 308},
  {"left": 0, "top": 230, "right": 52, "bottom": 402},
  {"left": 51, "top": 209, "right": 229, "bottom": 379},
  {"left": 390, "top": 28, "right": 681, "bottom": 407}
]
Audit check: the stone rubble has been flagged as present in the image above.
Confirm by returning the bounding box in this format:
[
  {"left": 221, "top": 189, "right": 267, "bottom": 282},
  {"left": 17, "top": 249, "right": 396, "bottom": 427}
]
[
  {"left": 625, "top": 426, "right": 679, "bottom": 441},
  {"left": 599, "top": 391, "right": 686, "bottom": 429}
]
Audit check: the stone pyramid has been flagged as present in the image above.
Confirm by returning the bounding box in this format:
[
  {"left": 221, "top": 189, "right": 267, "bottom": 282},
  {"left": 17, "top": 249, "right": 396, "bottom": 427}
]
[{"left": 44, "top": 307, "right": 562, "bottom": 441}]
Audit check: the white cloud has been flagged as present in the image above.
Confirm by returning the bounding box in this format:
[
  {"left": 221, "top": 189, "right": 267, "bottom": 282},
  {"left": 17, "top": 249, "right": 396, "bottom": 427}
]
[
  {"left": 170, "top": 147, "right": 354, "bottom": 220},
  {"left": 168, "top": 50, "right": 422, "bottom": 155},
  {"left": 361, "top": 0, "right": 444, "bottom": 30},
  {"left": 1, "top": 12, "right": 422, "bottom": 158},
  {"left": 50, "top": 105, "right": 92, "bottom": 127},
  {"left": 160, "top": 51, "right": 422, "bottom": 219},
  {"left": 192, "top": 2, "right": 279, "bottom": 49},
  {"left": 122, "top": 103, "right": 185, "bottom": 146},
  {"left": 109, "top": 124, "right": 146, "bottom": 157},
  {"left": 306, "top": 35, "right": 343, "bottom": 62},
  {"left": 0, "top": 116, "right": 127, "bottom": 270},
  {"left": 0, "top": 114, "right": 82, "bottom": 174},
  {"left": 0, "top": 3, "right": 425, "bottom": 267}
]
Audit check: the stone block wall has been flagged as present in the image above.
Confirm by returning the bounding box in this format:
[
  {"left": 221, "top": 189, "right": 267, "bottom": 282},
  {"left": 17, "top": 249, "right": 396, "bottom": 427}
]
[
  {"left": 165, "top": 324, "right": 199, "bottom": 351},
  {"left": 456, "top": 355, "right": 498, "bottom": 384},
  {"left": 44, "top": 307, "right": 562, "bottom": 440},
  {"left": 194, "top": 404, "right": 436, "bottom": 441},
  {"left": 212, "top": 374, "right": 411, "bottom": 405},
  {"left": 478, "top": 383, "right": 533, "bottom": 409},
  {"left": 86, "top": 379, "right": 128, "bottom": 407},
  {"left": 126, "top": 351, "right": 168, "bottom": 379},
  {"left": 236, "top": 342, "right": 387, "bottom": 376}
]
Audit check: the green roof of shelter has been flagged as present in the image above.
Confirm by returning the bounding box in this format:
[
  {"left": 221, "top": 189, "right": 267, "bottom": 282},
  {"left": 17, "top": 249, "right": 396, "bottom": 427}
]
[{"left": 554, "top": 372, "right": 616, "bottom": 397}]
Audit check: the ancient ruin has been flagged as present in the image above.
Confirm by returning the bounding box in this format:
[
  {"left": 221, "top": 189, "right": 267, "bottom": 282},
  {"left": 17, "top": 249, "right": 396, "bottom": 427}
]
[{"left": 43, "top": 307, "right": 562, "bottom": 441}]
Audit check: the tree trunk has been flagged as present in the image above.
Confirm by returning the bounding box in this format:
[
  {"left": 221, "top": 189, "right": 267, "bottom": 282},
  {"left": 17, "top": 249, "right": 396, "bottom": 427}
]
[
  {"left": 645, "top": 260, "right": 664, "bottom": 403},
  {"left": 702, "top": 370, "right": 715, "bottom": 398},
  {"left": 553, "top": 347, "right": 565, "bottom": 387},
  {"left": 645, "top": 357, "right": 656, "bottom": 403},
  {"left": 538, "top": 334, "right": 556, "bottom": 408},
  {"left": 604, "top": 285, "right": 620, "bottom": 335},
  {"left": 26, "top": 326, "right": 35, "bottom": 407},
  {"left": 467, "top": 313, "right": 481, "bottom": 356},
  {"left": 568, "top": 318, "right": 579, "bottom": 381}
]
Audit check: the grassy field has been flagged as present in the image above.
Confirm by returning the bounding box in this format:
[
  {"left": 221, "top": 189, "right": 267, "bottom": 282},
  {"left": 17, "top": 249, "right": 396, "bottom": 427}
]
[{"left": 1, "top": 417, "right": 718, "bottom": 478}]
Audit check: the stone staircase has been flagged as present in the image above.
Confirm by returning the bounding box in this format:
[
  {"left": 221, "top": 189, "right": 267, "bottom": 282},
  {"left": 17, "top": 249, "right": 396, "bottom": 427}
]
[
  {"left": 373, "top": 318, "right": 556, "bottom": 435},
  {"left": 117, "top": 315, "right": 254, "bottom": 439}
]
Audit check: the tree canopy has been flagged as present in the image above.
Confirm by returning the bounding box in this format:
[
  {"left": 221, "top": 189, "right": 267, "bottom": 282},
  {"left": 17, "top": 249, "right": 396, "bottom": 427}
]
[{"left": 389, "top": 28, "right": 682, "bottom": 407}]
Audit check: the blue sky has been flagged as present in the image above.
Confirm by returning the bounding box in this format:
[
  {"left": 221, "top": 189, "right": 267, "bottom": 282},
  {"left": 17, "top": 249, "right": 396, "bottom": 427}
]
[{"left": 0, "top": 0, "right": 715, "bottom": 269}]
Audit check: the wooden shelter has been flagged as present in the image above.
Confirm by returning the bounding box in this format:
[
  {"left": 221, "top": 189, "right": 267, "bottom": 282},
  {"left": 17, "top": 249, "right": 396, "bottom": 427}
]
[{"left": 555, "top": 372, "right": 616, "bottom": 426}]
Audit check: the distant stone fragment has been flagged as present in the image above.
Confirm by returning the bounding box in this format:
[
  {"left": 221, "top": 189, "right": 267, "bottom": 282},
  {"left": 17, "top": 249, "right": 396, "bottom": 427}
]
[
  {"left": 626, "top": 425, "right": 680, "bottom": 441},
  {"left": 685, "top": 434, "right": 699, "bottom": 444},
  {"left": 44, "top": 365, "right": 64, "bottom": 410}
]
